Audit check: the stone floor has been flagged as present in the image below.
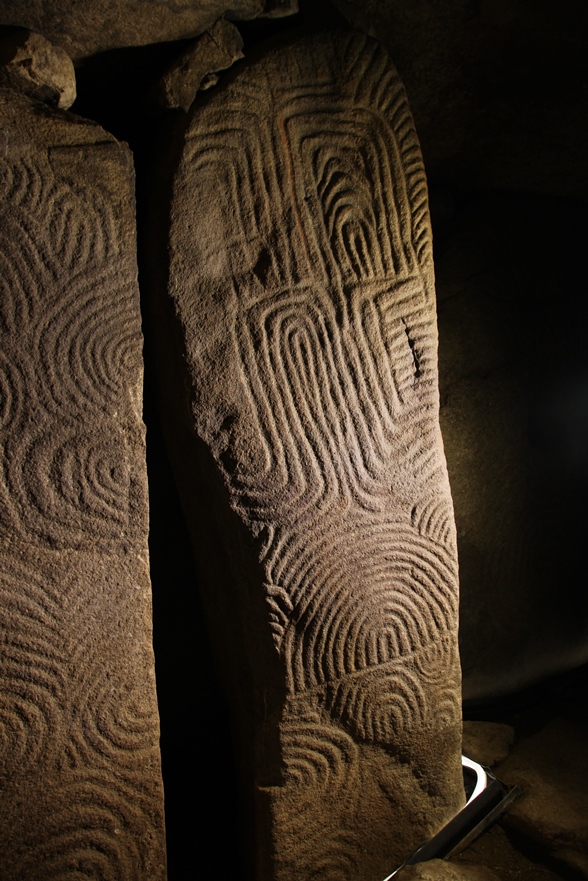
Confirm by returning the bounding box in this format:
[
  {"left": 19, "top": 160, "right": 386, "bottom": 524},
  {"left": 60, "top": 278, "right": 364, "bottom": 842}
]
[{"left": 448, "top": 663, "right": 588, "bottom": 881}]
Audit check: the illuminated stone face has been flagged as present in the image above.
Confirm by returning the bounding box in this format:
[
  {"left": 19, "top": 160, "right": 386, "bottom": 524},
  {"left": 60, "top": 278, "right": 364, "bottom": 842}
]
[
  {"left": 161, "top": 30, "right": 463, "bottom": 880},
  {"left": 0, "top": 88, "right": 165, "bottom": 881}
]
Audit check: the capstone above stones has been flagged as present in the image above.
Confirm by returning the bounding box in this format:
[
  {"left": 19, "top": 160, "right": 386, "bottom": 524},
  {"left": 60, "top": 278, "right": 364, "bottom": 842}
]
[{"left": 0, "top": 0, "right": 298, "bottom": 61}]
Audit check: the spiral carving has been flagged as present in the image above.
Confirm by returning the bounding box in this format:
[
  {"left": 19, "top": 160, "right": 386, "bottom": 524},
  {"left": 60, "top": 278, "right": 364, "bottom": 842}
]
[
  {"left": 4, "top": 772, "right": 163, "bottom": 881},
  {"left": 0, "top": 106, "right": 163, "bottom": 878},
  {"left": 0, "top": 150, "right": 142, "bottom": 550},
  {"left": 167, "top": 29, "right": 462, "bottom": 878}
]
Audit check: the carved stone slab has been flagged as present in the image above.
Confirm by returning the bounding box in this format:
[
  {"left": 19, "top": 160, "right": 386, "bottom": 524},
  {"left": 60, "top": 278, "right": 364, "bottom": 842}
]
[
  {"left": 160, "top": 31, "right": 463, "bottom": 880},
  {"left": 0, "top": 90, "right": 166, "bottom": 880}
]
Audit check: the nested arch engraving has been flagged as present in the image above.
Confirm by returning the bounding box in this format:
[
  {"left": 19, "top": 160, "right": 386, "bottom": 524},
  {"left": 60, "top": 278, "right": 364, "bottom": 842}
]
[
  {"left": 0, "top": 93, "right": 165, "bottom": 880},
  {"left": 0, "top": 150, "right": 142, "bottom": 551},
  {"left": 166, "top": 29, "right": 462, "bottom": 879}
]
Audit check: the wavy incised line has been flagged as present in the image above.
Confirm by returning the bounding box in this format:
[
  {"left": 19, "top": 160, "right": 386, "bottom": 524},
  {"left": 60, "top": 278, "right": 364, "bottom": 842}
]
[
  {"left": 345, "top": 33, "right": 393, "bottom": 111},
  {"left": 235, "top": 280, "right": 434, "bottom": 522},
  {"left": 7, "top": 771, "right": 160, "bottom": 881},
  {"left": 324, "top": 663, "right": 428, "bottom": 744},
  {"left": 1, "top": 422, "right": 130, "bottom": 548},
  {"left": 173, "top": 30, "right": 460, "bottom": 878},
  {"left": 281, "top": 718, "right": 359, "bottom": 792},
  {"left": 0, "top": 154, "right": 54, "bottom": 211},
  {"left": 260, "top": 510, "right": 457, "bottom": 699},
  {"left": 34, "top": 275, "right": 142, "bottom": 417},
  {"left": 0, "top": 559, "right": 69, "bottom": 775}
]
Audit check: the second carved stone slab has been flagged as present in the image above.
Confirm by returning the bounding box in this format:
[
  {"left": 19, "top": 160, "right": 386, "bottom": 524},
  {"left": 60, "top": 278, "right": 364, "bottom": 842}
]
[{"left": 156, "top": 30, "right": 463, "bottom": 881}]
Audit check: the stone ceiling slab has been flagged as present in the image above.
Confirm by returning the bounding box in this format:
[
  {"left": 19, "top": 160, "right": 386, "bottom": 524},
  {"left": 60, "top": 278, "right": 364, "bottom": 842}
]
[{"left": 0, "top": 0, "right": 298, "bottom": 61}]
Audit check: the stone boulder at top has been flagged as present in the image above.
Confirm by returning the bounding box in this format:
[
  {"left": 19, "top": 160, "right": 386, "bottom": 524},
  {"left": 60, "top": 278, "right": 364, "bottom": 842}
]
[
  {"left": 0, "top": 0, "right": 298, "bottom": 62},
  {"left": 0, "top": 89, "right": 166, "bottom": 879},
  {"left": 0, "top": 28, "right": 76, "bottom": 109},
  {"left": 154, "top": 30, "right": 463, "bottom": 879}
]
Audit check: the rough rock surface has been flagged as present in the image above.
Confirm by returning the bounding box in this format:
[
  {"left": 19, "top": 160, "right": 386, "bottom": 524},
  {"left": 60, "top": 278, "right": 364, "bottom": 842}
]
[
  {"left": 0, "top": 27, "right": 76, "bottom": 109},
  {"left": 0, "top": 0, "right": 298, "bottom": 61},
  {"left": 0, "top": 89, "right": 166, "bottom": 880},
  {"left": 396, "top": 858, "right": 502, "bottom": 881},
  {"left": 153, "top": 18, "right": 244, "bottom": 112},
  {"left": 452, "top": 821, "right": 569, "bottom": 881},
  {"left": 499, "top": 716, "right": 588, "bottom": 880},
  {"left": 462, "top": 721, "right": 514, "bottom": 768},
  {"left": 154, "top": 29, "right": 463, "bottom": 880}
]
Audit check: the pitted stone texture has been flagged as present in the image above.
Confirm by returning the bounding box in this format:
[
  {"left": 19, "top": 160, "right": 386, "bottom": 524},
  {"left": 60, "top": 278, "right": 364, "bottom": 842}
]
[
  {"left": 0, "top": 0, "right": 297, "bottom": 61},
  {"left": 0, "top": 89, "right": 165, "bottom": 880},
  {"left": 157, "top": 30, "right": 463, "bottom": 880},
  {"left": 0, "top": 28, "right": 75, "bottom": 108}
]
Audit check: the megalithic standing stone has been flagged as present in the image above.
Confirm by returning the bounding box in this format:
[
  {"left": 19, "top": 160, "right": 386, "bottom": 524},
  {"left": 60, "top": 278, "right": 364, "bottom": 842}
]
[
  {"left": 155, "top": 30, "right": 463, "bottom": 880},
  {"left": 0, "top": 89, "right": 166, "bottom": 879}
]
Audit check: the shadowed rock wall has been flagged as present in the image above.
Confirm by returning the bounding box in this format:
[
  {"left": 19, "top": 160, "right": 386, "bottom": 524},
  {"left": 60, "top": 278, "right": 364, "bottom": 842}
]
[
  {"left": 0, "top": 88, "right": 166, "bottom": 880},
  {"left": 150, "top": 29, "right": 464, "bottom": 880},
  {"left": 434, "top": 191, "right": 588, "bottom": 700}
]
